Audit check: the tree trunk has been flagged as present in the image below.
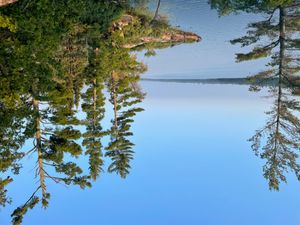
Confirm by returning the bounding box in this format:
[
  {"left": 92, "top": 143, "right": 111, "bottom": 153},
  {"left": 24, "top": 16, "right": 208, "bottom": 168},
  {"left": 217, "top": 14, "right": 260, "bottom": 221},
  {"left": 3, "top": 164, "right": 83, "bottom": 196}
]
[
  {"left": 274, "top": 6, "right": 286, "bottom": 150},
  {"left": 33, "top": 99, "right": 46, "bottom": 197},
  {"left": 152, "top": 0, "right": 161, "bottom": 22},
  {"left": 112, "top": 71, "right": 118, "bottom": 129},
  {"left": 93, "top": 78, "right": 97, "bottom": 130}
]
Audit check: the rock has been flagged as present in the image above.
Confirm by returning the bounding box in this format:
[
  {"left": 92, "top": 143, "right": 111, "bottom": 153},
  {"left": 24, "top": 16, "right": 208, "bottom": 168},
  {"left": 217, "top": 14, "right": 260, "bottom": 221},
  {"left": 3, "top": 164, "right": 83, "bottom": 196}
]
[
  {"left": 122, "top": 31, "right": 201, "bottom": 49},
  {"left": 0, "top": 0, "right": 17, "bottom": 7},
  {"left": 112, "top": 14, "right": 134, "bottom": 30},
  {"left": 112, "top": 13, "right": 201, "bottom": 49}
]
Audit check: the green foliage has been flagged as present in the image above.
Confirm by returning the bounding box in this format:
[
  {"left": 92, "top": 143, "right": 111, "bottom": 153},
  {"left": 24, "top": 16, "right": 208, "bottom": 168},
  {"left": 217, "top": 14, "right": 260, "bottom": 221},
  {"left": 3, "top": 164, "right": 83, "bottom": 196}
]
[
  {"left": 0, "top": 14, "right": 16, "bottom": 32},
  {"left": 216, "top": 1, "right": 300, "bottom": 190},
  {"left": 0, "top": 177, "right": 13, "bottom": 207},
  {"left": 236, "top": 47, "right": 272, "bottom": 62},
  {"left": 209, "top": 0, "right": 295, "bottom": 15},
  {"left": 106, "top": 70, "right": 145, "bottom": 178},
  {"left": 249, "top": 94, "right": 300, "bottom": 190},
  {"left": 81, "top": 79, "right": 106, "bottom": 180},
  {"left": 0, "top": 0, "right": 188, "bottom": 223},
  {"left": 11, "top": 195, "right": 39, "bottom": 225},
  {"left": 50, "top": 135, "right": 82, "bottom": 157},
  {"left": 54, "top": 127, "right": 81, "bottom": 140}
]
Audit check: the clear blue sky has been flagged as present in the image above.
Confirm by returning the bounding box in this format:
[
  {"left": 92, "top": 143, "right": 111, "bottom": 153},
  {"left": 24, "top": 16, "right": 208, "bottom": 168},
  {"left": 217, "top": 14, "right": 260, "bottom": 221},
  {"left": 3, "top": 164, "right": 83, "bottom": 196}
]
[
  {"left": 140, "top": 0, "right": 268, "bottom": 79},
  {"left": 3, "top": 83, "right": 300, "bottom": 225}
]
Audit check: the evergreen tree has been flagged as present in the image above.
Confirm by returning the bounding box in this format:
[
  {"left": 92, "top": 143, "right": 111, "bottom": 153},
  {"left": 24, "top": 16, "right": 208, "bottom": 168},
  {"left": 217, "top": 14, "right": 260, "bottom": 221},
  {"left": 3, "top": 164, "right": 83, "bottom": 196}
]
[
  {"left": 249, "top": 72, "right": 300, "bottom": 190},
  {"left": 81, "top": 47, "right": 107, "bottom": 180},
  {"left": 211, "top": 0, "right": 300, "bottom": 190},
  {"left": 0, "top": 1, "right": 186, "bottom": 223},
  {"left": 104, "top": 40, "right": 146, "bottom": 178}
]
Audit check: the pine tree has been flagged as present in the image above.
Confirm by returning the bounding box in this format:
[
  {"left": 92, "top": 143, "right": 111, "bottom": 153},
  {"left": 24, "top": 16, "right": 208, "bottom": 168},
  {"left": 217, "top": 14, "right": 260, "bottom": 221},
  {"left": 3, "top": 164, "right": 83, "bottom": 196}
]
[
  {"left": 81, "top": 48, "right": 107, "bottom": 180},
  {"left": 105, "top": 46, "right": 146, "bottom": 178},
  {"left": 211, "top": 0, "right": 300, "bottom": 190}
]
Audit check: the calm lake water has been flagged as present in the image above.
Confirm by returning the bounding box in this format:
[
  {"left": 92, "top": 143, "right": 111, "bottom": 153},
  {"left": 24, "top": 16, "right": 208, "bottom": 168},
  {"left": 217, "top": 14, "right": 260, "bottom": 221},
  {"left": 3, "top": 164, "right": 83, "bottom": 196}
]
[{"left": 1, "top": 1, "right": 300, "bottom": 225}]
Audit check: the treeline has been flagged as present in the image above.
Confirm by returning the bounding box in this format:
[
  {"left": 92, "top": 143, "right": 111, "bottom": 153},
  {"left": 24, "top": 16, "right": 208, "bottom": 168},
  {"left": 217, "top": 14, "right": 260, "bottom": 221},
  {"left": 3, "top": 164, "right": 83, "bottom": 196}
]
[{"left": 0, "top": 1, "right": 148, "bottom": 224}]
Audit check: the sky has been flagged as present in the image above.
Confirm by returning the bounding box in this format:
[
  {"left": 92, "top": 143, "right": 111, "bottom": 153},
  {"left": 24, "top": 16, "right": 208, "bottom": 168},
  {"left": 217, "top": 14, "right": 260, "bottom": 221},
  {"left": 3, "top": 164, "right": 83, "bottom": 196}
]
[
  {"left": 3, "top": 82, "right": 300, "bottom": 225},
  {"left": 2, "top": 2, "right": 300, "bottom": 225},
  {"left": 140, "top": 0, "right": 269, "bottom": 79}
]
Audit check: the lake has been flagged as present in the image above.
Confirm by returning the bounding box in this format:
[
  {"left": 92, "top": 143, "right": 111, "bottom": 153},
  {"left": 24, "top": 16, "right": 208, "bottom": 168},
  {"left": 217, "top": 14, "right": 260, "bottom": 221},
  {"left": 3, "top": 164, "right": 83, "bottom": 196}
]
[{"left": 1, "top": 1, "right": 300, "bottom": 225}]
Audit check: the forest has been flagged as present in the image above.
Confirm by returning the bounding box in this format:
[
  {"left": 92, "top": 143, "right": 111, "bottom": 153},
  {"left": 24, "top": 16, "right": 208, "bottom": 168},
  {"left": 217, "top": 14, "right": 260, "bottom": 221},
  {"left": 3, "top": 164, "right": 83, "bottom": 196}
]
[
  {"left": 0, "top": 0, "right": 200, "bottom": 224},
  {"left": 1, "top": 0, "right": 300, "bottom": 224}
]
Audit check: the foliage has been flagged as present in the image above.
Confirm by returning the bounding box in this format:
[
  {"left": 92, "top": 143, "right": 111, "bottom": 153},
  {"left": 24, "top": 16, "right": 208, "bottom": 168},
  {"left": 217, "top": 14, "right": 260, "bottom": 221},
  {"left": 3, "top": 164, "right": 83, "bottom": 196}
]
[
  {"left": 0, "top": 0, "right": 187, "bottom": 223},
  {"left": 210, "top": 1, "right": 300, "bottom": 190},
  {"left": 209, "top": 0, "right": 296, "bottom": 15}
]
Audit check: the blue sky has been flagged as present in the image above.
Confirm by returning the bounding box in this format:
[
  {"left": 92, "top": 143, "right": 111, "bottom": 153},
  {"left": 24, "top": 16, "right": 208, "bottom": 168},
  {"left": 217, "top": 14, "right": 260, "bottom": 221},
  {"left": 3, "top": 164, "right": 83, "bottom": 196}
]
[
  {"left": 3, "top": 82, "right": 300, "bottom": 225},
  {"left": 140, "top": 0, "right": 268, "bottom": 79}
]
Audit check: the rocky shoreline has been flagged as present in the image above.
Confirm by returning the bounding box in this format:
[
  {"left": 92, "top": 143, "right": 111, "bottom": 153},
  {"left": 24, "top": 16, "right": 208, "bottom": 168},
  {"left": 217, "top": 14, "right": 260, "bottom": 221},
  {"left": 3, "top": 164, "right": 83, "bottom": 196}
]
[
  {"left": 122, "top": 31, "right": 201, "bottom": 49},
  {"left": 112, "top": 14, "right": 201, "bottom": 49}
]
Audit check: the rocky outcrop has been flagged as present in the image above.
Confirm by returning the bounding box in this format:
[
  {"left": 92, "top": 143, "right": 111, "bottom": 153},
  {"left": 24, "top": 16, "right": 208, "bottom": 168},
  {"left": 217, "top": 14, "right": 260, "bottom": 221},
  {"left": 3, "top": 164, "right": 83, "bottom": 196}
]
[
  {"left": 112, "top": 14, "right": 134, "bottom": 30},
  {"left": 122, "top": 31, "right": 201, "bottom": 49},
  {"left": 112, "top": 14, "right": 201, "bottom": 49},
  {"left": 0, "top": 0, "right": 17, "bottom": 7}
]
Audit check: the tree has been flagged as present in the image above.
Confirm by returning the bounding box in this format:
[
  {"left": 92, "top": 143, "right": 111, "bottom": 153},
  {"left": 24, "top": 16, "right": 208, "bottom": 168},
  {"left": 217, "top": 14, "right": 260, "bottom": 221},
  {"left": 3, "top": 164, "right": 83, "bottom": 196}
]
[
  {"left": 106, "top": 70, "right": 145, "bottom": 178},
  {"left": 249, "top": 71, "right": 300, "bottom": 190},
  {"left": 152, "top": 0, "right": 161, "bottom": 22},
  {"left": 0, "top": 0, "right": 190, "bottom": 223},
  {"left": 210, "top": 0, "right": 300, "bottom": 190},
  {"left": 0, "top": 177, "right": 13, "bottom": 207},
  {"left": 81, "top": 47, "right": 107, "bottom": 180},
  {"left": 102, "top": 33, "right": 146, "bottom": 178},
  {"left": 209, "top": 0, "right": 295, "bottom": 15},
  {"left": 9, "top": 62, "right": 91, "bottom": 224}
]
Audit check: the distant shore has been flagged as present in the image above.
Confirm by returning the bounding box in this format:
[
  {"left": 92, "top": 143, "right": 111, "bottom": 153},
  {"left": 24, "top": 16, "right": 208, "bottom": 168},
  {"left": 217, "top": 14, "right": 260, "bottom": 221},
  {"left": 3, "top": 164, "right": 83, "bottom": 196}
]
[{"left": 141, "top": 77, "right": 280, "bottom": 86}]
